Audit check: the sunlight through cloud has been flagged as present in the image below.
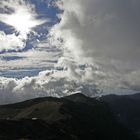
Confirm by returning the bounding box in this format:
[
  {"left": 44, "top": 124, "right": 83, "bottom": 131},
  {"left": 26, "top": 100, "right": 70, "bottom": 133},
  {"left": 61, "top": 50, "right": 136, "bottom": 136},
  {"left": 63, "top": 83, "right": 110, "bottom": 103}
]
[{"left": 0, "top": 0, "right": 47, "bottom": 34}]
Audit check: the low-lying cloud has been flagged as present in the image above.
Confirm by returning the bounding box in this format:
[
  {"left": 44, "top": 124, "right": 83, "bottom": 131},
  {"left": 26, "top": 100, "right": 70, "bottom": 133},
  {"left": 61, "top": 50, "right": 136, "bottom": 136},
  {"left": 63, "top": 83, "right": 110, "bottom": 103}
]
[{"left": 0, "top": 70, "right": 98, "bottom": 104}]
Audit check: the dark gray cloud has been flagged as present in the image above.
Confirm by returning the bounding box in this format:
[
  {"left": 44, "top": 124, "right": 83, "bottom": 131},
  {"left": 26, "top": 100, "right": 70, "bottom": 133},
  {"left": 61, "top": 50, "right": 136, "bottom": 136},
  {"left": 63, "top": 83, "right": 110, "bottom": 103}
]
[{"left": 62, "top": 0, "right": 140, "bottom": 62}]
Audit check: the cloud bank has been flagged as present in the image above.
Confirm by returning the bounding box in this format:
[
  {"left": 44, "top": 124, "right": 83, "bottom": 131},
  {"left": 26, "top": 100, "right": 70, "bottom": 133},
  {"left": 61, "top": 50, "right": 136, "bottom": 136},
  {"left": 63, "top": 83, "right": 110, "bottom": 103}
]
[{"left": 0, "top": 70, "right": 98, "bottom": 104}]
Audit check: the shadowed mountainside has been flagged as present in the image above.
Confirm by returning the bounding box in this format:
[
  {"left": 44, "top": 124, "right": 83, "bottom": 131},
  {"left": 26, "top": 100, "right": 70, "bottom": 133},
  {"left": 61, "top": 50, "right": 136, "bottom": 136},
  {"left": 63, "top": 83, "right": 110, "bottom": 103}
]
[
  {"left": 0, "top": 93, "right": 139, "bottom": 140},
  {"left": 100, "top": 92, "right": 140, "bottom": 138}
]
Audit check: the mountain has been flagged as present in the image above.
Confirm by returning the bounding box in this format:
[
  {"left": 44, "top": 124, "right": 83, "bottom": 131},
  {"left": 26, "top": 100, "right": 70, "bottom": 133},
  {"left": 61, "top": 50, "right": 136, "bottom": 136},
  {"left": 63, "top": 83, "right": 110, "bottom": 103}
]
[
  {"left": 100, "top": 92, "right": 140, "bottom": 138},
  {"left": 0, "top": 93, "right": 138, "bottom": 140}
]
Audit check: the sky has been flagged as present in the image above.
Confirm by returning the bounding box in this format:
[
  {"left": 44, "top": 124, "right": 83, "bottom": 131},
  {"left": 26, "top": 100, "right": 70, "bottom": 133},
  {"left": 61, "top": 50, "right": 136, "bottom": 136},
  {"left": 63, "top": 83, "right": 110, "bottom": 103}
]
[{"left": 0, "top": 0, "right": 140, "bottom": 104}]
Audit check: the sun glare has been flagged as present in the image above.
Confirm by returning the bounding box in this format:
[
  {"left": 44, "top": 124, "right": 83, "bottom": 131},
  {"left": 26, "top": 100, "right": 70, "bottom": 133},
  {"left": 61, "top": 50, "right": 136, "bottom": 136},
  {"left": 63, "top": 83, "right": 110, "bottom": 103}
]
[{"left": 6, "top": 10, "right": 43, "bottom": 34}]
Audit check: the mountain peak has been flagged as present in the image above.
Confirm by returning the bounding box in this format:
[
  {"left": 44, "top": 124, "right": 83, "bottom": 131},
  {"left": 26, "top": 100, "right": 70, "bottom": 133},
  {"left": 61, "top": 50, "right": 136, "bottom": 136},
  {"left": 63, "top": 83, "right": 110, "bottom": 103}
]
[{"left": 64, "top": 93, "right": 89, "bottom": 102}]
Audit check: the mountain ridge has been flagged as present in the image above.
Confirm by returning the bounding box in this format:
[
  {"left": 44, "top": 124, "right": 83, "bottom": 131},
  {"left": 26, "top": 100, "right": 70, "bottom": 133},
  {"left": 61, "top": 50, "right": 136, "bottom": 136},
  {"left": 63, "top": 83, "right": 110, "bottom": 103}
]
[{"left": 0, "top": 93, "right": 139, "bottom": 140}]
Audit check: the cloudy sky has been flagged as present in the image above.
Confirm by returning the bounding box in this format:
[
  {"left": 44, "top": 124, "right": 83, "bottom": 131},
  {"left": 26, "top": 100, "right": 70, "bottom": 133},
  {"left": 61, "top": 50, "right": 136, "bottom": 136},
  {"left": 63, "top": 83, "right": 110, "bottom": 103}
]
[{"left": 0, "top": 0, "right": 140, "bottom": 104}]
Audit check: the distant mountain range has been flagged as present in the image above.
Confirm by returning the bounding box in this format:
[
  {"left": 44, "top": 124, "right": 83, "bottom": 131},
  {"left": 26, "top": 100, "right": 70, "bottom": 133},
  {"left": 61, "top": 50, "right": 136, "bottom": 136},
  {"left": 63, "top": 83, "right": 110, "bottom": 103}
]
[
  {"left": 0, "top": 93, "right": 139, "bottom": 140},
  {"left": 100, "top": 92, "right": 140, "bottom": 138}
]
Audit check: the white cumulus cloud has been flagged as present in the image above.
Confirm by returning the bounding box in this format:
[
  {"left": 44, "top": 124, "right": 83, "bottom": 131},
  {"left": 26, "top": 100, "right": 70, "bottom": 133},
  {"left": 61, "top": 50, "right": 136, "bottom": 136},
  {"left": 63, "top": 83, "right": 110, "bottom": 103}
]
[{"left": 0, "top": 31, "right": 26, "bottom": 52}]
